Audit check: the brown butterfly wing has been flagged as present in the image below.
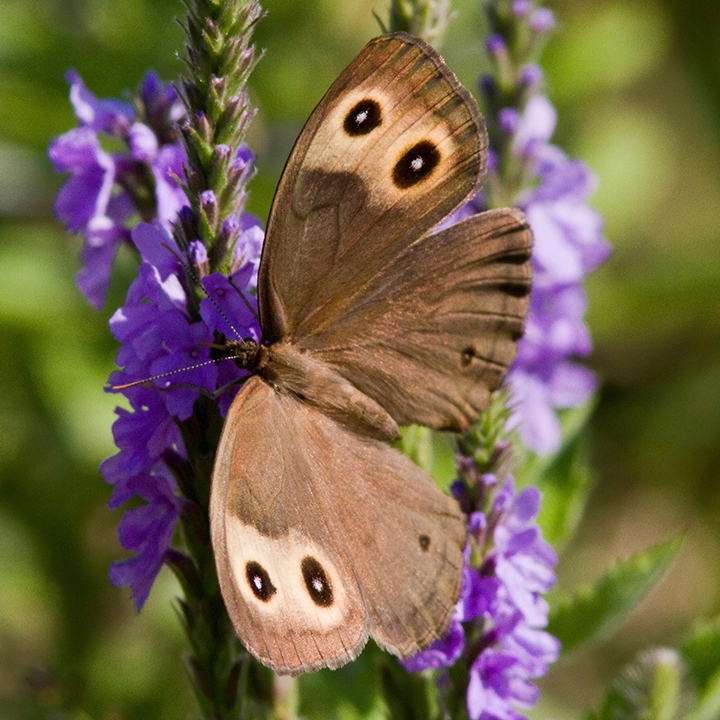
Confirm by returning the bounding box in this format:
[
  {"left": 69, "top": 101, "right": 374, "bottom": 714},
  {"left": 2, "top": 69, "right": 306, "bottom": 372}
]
[
  {"left": 295, "top": 209, "right": 533, "bottom": 432},
  {"left": 210, "top": 376, "right": 465, "bottom": 675},
  {"left": 258, "top": 32, "right": 486, "bottom": 344}
]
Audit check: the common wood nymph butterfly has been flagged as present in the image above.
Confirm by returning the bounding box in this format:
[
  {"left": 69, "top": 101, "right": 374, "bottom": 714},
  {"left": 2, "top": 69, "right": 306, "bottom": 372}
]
[{"left": 210, "top": 32, "right": 532, "bottom": 675}]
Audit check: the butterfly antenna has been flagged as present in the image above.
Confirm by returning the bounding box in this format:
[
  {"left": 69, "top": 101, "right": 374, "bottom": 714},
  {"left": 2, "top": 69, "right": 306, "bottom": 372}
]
[
  {"left": 162, "top": 242, "right": 245, "bottom": 341},
  {"left": 110, "top": 358, "right": 221, "bottom": 391}
]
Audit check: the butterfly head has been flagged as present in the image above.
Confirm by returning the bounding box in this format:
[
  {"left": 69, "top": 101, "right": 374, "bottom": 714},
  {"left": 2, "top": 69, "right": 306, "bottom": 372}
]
[{"left": 216, "top": 337, "right": 269, "bottom": 373}]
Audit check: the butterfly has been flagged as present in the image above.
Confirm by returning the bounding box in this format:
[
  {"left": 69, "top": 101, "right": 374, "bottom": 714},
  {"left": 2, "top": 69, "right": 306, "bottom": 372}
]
[{"left": 209, "top": 32, "right": 532, "bottom": 675}]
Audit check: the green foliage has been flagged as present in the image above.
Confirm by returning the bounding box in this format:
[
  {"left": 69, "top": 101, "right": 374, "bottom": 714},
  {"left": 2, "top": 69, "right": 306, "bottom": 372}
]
[
  {"left": 548, "top": 537, "right": 682, "bottom": 655},
  {"left": 398, "top": 426, "right": 457, "bottom": 492}
]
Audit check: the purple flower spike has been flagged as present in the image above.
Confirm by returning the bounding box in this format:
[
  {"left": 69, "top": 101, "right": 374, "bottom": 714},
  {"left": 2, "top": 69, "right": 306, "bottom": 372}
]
[
  {"left": 49, "top": 10, "right": 268, "bottom": 623},
  {"left": 405, "top": 476, "right": 557, "bottom": 719}
]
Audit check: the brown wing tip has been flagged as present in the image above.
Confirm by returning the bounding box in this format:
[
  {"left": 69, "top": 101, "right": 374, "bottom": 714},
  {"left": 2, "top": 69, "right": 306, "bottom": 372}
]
[{"left": 370, "top": 32, "right": 488, "bottom": 197}]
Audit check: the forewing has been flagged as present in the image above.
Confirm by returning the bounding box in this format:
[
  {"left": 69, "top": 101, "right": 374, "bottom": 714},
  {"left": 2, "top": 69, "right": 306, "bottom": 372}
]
[
  {"left": 211, "top": 376, "right": 465, "bottom": 674},
  {"left": 295, "top": 208, "right": 533, "bottom": 432},
  {"left": 258, "top": 32, "right": 485, "bottom": 343}
]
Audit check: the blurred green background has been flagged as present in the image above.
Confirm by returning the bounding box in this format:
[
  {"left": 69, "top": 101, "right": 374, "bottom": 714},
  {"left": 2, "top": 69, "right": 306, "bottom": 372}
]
[{"left": 0, "top": 0, "right": 718, "bottom": 718}]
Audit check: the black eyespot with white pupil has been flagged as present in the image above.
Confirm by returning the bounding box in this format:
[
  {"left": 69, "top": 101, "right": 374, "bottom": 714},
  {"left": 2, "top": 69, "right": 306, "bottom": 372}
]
[
  {"left": 419, "top": 534, "right": 431, "bottom": 552},
  {"left": 246, "top": 561, "right": 276, "bottom": 602},
  {"left": 301, "top": 556, "right": 333, "bottom": 607},
  {"left": 392, "top": 140, "right": 440, "bottom": 188},
  {"left": 344, "top": 99, "right": 382, "bottom": 136}
]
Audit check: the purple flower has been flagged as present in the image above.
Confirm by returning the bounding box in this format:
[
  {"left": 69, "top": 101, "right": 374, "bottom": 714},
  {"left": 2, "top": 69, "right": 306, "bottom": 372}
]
[
  {"left": 468, "top": 648, "right": 536, "bottom": 720},
  {"left": 511, "top": 95, "right": 556, "bottom": 158},
  {"left": 108, "top": 465, "right": 183, "bottom": 609},
  {"left": 499, "top": 108, "right": 521, "bottom": 135},
  {"left": 101, "top": 389, "right": 185, "bottom": 506},
  {"left": 402, "top": 619, "right": 465, "bottom": 672},
  {"left": 489, "top": 482, "right": 557, "bottom": 626},
  {"left": 49, "top": 71, "right": 188, "bottom": 308},
  {"left": 66, "top": 70, "right": 134, "bottom": 134}
]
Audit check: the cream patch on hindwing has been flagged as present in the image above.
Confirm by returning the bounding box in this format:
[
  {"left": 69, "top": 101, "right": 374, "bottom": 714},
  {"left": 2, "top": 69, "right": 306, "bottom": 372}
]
[{"left": 226, "top": 517, "right": 349, "bottom": 630}]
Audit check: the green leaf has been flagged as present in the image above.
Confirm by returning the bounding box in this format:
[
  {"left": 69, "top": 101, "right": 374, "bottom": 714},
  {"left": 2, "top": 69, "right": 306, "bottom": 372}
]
[
  {"left": 549, "top": 536, "right": 682, "bottom": 654},
  {"left": 399, "top": 425, "right": 435, "bottom": 475},
  {"left": 681, "top": 615, "right": 720, "bottom": 691}
]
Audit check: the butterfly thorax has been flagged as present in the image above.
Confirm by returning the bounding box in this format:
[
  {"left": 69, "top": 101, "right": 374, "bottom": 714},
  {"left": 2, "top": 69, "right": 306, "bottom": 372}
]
[{"left": 256, "top": 342, "right": 400, "bottom": 442}]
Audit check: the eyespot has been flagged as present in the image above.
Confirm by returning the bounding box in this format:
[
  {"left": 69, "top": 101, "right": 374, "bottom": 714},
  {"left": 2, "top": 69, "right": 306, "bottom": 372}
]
[
  {"left": 392, "top": 140, "right": 440, "bottom": 189},
  {"left": 246, "top": 561, "right": 276, "bottom": 602},
  {"left": 343, "top": 99, "right": 382, "bottom": 136},
  {"left": 419, "top": 534, "right": 431, "bottom": 552},
  {"left": 461, "top": 347, "right": 475, "bottom": 367},
  {"left": 301, "top": 556, "right": 334, "bottom": 607}
]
